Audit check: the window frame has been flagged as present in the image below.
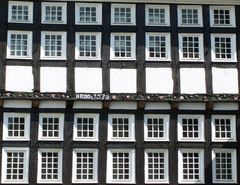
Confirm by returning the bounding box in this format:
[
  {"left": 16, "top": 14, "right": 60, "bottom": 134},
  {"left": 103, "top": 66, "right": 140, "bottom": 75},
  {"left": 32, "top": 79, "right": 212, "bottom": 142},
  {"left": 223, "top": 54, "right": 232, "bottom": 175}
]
[
  {"left": 211, "top": 115, "right": 236, "bottom": 142},
  {"left": 73, "top": 113, "right": 99, "bottom": 141},
  {"left": 1, "top": 147, "right": 29, "bottom": 184},
  {"left": 145, "top": 4, "right": 170, "bottom": 26},
  {"left": 106, "top": 149, "right": 135, "bottom": 184},
  {"left": 177, "top": 114, "right": 205, "bottom": 142},
  {"left": 41, "top": 2, "right": 67, "bottom": 24},
  {"left": 178, "top": 148, "right": 205, "bottom": 184},
  {"left": 37, "top": 148, "right": 63, "bottom": 184},
  {"left": 144, "top": 149, "right": 169, "bottom": 184},
  {"left": 110, "top": 33, "right": 136, "bottom": 60},
  {"left": 111, "top": 4, "right": 136, "bottom": 25},
  {"left": 40, "top": 31, "right": 67, "bottom": 60},
  {"left": 3, "top": 112, "right": 30, "bottom": 141},
  {"left": 145, "top": 32, "right": 171, "bottom": 61},
  {"left": 75, "top": 32, "right": 102, "bottom": 60},
  {"left": 210, "top": 6, "right": 236, "bottom": 27},
  {"left": 178, "top": 5, "right": 203, "bottom": 27},
  {"left": 7, "top": 30, "right": 32, "bottom": 59},
  {"left": 211, "top": 34, "right": 237, "bottom": 62},
  {"left": 8, "top": 1, "right": 33, "bottom": 23},
  {"left": 212, "top": 148, "right": 237, "bottom": 184},
  {"left": 108, "top": 114, "right": 135, "bottom": 142},
  {"left": 75, "top": 3, "right": 102, "bottom": 25},
  {"left": 144, "top": 114, "right": 170, "bottom": 141},
  {"left": 38, "top": 113, "right": 64, "bottom": 141},
  {"left": 72, "top": 148, "right": 98, "bottom": 183}
]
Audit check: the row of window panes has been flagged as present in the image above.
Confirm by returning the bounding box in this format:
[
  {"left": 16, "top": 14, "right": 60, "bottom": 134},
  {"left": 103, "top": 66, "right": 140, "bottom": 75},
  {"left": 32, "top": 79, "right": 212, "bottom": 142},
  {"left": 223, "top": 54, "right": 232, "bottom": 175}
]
[
  {"left": 3, "top": 113, "right": 236, "bottom": 142},
  {"left": 8, "top": 1, "right": 236, "bottom": 27},
  {"left": 7, "top": 31, "right": 237, "bottom": 62},
  {"left": 1, "top": 147, "right": 237, "bottom": 184}
]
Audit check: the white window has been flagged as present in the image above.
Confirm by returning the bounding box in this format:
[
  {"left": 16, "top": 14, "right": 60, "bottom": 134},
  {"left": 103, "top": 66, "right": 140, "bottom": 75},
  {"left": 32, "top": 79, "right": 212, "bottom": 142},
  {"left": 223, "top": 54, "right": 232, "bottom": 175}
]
[
  {"left": 7, "top": 31, "right": 32, "bottom": 59},
  {"left": 212, "top": 115, "right": 236, "bottom": 142},
  {"left": 145, "top": 5, "right": 170, "bottom": 26},
  {"left": 41, "top": 31, "right": 67, "bottom": 60},
  {"left": 111, "top": 4, "right": 136, "bottom": 25},
  {"left": 3, "top": 113, "right": 30, "bottom": 141},
  {"left": 108, "top": 114, "right": 135, "bottom": 141},
  {"left": 37, "top": 149, "right": 62, "bottom": 183},
  {"left": 178, "top": 115, "right": 204, "bottom": 142},
  {"left": 75, "top": 3, "right": 102, "bottom": 25},
  {"left": 178, "top": 149, "right": 204, "bottom": 184},
  {"left": 210, "top": 6, "right": 235, "bottom": 27},
  {"left": 211, "top": 34, "right": 237, "bottom": 62},
  {"left": 146, "top": 33, "right": 171, "bottom": 61},
  {"left": 178, "top": 5, "right": 203, "bottom": 27},
  {"left": 106, "top": 149, "right": 135, "bottom": 184},
  {"left": 144, "top": 114, "right": 169, "bottom": 141},
  {"left": 145, "top": 149, "right": 169, "bottom": 184},
  {"left": 73, "top": 113, "right": 99, "bottom": 141},
  {"left": 75, "top": 32, "right": 101, "bottom": 60},
  {"left": 72, "top": 149, "right": 98, "bottom": 183},
  {"left": 42, "top": 2, "right": 67, "bottom": 24},
  {"left": 110, "top": 33, "right": 136, "bottom": 60},
  {"left": 38, "top": 113, "right": 64, "bottom": 141},
  {"left": 179, "top": 34, "right": 204, "bottom": 61},
  {"left": 8, "top": 1, "right": 33, "bottom": 23},
  {"left": 212, "top": 149, "right": 237, "bottom": 183},
  {"left": 1, "top": 147, "right": 29, "bottom": 184}
]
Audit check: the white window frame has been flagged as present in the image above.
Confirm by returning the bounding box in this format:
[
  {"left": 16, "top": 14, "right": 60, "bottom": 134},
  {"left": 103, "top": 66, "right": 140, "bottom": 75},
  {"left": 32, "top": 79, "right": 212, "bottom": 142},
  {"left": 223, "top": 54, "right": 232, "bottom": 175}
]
[
  {"left": 178, "top": 5, "right": 203, "bottom": 27},
  {"left": 75, "top": 32, "right": 102, "bottom": 60},
  {"left": 111, "top": 4, "right": 136, "bottom": 25},
  {"left": 210, "top": 6, "right": 236, "bottom": 27},
  {"left": 110, "top": 33, "right": 136, "bottom": 60},
  {"left": 145, "top": 5, "right": 170, "bottom": 26},
  {"left": 3, "top": 113, "right": 30, "bottom": 141},
  {"left": 75, "top": 3, "right": 102, "bottom": 25},
  {"left": 108, "top": 114, "right": 135, "bottom": 142},
  {"left": 72, "top": 148, "right": 98, "bottom": 183},
  {"left": 211, "top": 34, "right": 237, "bottom": 62},
  {"left": 178, "top": 148, "right": 205, "bottom": 184},
  {"left": 1, "top": 147, "right": 29, "bottom": 184},
  {"left": 212, "top": 148, "right": 237, "bottom": 184},
  {"left": 37, "top": 148, "right": 62, "bottom": 184},
  {"left": 73, "top": 113, "right": 99, "bottom": 141},
  {"left": 178, "top": 114, "right": 205, "bottom": 142},
  {"left": 145, "top": 149, "right": 169, "bottom": 184},
  {"left": 38, "top": 113, "right": 64, "bottom": 141},
  {"left": 211, "top": 115, "right": 236, "bottom": 142},
  {"left": 179, "top": 33, "right": 204, "bottom": 62},
  {"left": 41, "top": 2, "right": 67, "bottom": 24},
  {"left": 40, "top": 31, "right": 67, "bottom": 60},
  {"left": 8, "top": 1, "right": 33, "bottom": 23},
  {"left": 106, "top": 149, "right": 135, "bottom": 184},
  {"left": 145, "top": 32, "right": 171, "bottom": 61},
  {"left": 7, "top": 30, "right": 32, "bottom": 59},
  {"left": 144, "top": 114, "right": 169, "bottom": 141}
]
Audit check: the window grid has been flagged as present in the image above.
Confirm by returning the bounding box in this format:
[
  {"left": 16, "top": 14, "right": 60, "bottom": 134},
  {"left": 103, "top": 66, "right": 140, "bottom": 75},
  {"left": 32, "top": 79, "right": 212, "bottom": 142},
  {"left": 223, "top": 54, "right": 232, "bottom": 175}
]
[
  {"left": 44, "top": 35, "right": 62, "bottom": 57},
  {"left": 215, "top": 118, "right": 231, "bottom": 139},
  {"left": 114, "top": 7, "right": 131, "bottom": 23},
  {"left": 148, "top": 8, "right": 165, "bottom": 25},
  {"left": 181, "top": 9, "right": 198, "bottom": 25},
  {"left": 112, "top": 152, "right": 130, "bottom": 180},
  {"left": 11, "top": 5, "right": 29, "bottom": 22},
  {"left": 149, "top": 35, "right": 166, "bottom": 58},
  {"left": 7, "top": 116, "right": 25, "bottom": 138},
  {"left": 182, "top": 36, "right": 200, "bottom": 59},
  {"left": 114, "top": 35, "right": 131, "bottom": 58},
  {"left": 182, "top": 152, "right": 200, "bottom": 180},
  {"left": 76, "top": 152, "right": 94, "bottom": 180},
  {"left": 147, "top": 118, "right": 164, "bottom": 138},
  {"left": 79, "top": 6, "right": 97, "bottom": 23},
  {"left": 76, "top": 117, "right": 94, "bottom": 138},
  {"left": 79, "top": 35, "right": 96, "bottom": 58},
  {"left": 213, "top": 9, "right": 230, "bottom": 25},
  {"left": 10, "top": 34, "right": 28, "bottom": 57},
  {"left": 215, "top": 152, "right": 232, "bottom": 180},
  {"left": 45, "top": 6, "right": 63, "bottom": 22},
  {"left": 182, "top": 118, "right": 199, "bottom": 139},
  {"left": 112, "top": 118, "right": 129, "bottom": 138},
  {"left": 147, "top": 152, "right": 165, "bottom": 180},
  {"left": 214, "top": 37, "right": 231, "bottom": 59},
  {"left": 42, "top": 117, "right": 59, "bottom": 138}
]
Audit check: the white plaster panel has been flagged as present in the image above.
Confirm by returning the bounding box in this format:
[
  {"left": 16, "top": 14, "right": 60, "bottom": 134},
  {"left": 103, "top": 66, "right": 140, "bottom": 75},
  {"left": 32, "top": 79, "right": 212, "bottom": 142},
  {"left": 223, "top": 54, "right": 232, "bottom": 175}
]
[
  {"left": 180, "top": 68, "right": 206, "bottom": 94},
  {"left": 179, "top": 103, "right": 206, "bottom": 110},
  {"left": 75, "top": 68, "right": 102, "bottom": 93},
  {"left": 3, "top": 100, "right": 32, "bottom": 108},
  {"left": 110, "top": 69, "right": 136, "bottom": 93},
  {"left": 73, "top": 101, "right": 102, "bottom": 109},
  {"left": 6, "top": 66, "right": 33, "bottom": 92},
  {"left": 213, "top": 103, "right": 238, "bottom": 110},
  {"left": 145, "top": 102, "right": 171, "bottom": 110},
  {"left": 212, "top": 68, "right": 238, "bottom": 94},
  {"left": 110, "top": 102, "right": 137, "bottom": 109},
  {"left": 146, "top": 68, "right": 173, "bottom": 93},
  {"left": 39, "top": 101, "right": 66, "bottom": 108},
  {"left": 40, "top": 67, "right": 67, "bottom": 92}
]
